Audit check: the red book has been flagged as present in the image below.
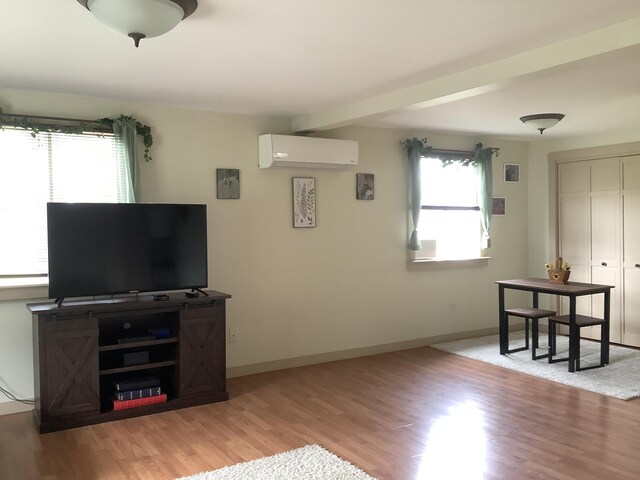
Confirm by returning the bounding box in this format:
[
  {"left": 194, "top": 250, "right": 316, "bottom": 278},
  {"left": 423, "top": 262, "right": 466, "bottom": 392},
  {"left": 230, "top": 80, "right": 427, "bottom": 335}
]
[{"left": 112, "top": 393, "right": 167, "bottom": 411}]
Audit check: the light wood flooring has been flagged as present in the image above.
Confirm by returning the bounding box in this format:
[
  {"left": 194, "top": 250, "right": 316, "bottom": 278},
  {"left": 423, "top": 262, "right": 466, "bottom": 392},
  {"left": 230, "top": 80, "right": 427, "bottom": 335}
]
[{"left": 2, "top": 346, "right": 640, "bottom": 479}]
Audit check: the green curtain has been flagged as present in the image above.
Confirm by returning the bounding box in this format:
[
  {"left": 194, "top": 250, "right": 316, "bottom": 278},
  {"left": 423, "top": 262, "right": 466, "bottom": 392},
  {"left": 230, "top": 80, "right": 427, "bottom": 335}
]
[
  {"left": 112, "top": 116, "right": 140, "bottom": 202},
  {"left": 475, "top": 147, "right": 494, "bottom": 249},
  {"left": 404, "top": 139, "right": 429, "bottom": 250}
]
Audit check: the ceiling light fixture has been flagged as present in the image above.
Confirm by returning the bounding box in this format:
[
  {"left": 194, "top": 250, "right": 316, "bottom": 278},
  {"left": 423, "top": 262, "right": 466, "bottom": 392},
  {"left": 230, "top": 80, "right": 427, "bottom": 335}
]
[
  {"left": 519, "top": 113, "right": 565, "bottom": 135},
  {"left": 77, "top": 0, "right": 198, "bottom": 48}
]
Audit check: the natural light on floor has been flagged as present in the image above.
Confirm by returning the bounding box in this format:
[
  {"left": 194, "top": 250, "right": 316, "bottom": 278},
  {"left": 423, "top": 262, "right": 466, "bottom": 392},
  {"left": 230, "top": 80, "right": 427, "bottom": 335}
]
[{"left": 416, "top": 401, "right": 487, "bottom": 479}]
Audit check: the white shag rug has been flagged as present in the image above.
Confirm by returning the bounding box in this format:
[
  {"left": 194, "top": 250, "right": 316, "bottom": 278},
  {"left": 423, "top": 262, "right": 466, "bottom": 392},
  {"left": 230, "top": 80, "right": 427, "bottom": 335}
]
[
  {"left": 432, "top": 332, "right": 640, "bottom": 400},
  {"left": 177, "top": 444, "right": 376, "bottom": 480}
]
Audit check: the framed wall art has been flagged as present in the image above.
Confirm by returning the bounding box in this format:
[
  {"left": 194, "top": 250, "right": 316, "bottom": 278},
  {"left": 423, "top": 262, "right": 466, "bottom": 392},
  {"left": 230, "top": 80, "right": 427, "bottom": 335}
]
[
  {"left": 504, "top": 164, "right": 520, "bottom": 183},
  {"left": 292, "top": 177, "right": 316, "bottom": 228},
  {"left": 356, "top": 173, "right": 374, "bottom": 200},
  {"left": 216, "top": 168, "right": 240, "bottom": 199},
  {"left": 492, "top": 197, "right": 506, "bottom": 215}
]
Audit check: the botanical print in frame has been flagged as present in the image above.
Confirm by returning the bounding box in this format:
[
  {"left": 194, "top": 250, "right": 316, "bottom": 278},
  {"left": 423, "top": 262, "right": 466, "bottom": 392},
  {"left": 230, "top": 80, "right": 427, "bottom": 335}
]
[
  {"left": 356, "top": 173, "right": 374, "bottom": 200},
  {"left": 216, "top": 168, "right": 240, "bottom": 199},
  {"left": 492, "top": 197, "right": 506, "bottom": 215},
  {"left": 292, "top": 177, "right": 316, "bottom": 228},
  {"left": 504, "top": 164, "right": 520, "bottom": 183}
]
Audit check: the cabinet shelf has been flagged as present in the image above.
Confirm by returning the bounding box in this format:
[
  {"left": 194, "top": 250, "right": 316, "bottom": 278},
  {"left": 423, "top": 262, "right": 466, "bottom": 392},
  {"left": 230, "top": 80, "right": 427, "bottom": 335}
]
[
  {"left": 99, "top": 359, "right": 177, "bottom": 376},
  {"left": 99, "top": 337, "right": 178, "bottom": 352}
]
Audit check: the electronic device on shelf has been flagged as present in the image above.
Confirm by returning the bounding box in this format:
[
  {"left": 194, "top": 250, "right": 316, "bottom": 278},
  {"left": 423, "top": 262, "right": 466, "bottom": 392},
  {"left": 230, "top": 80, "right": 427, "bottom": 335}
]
[
  {"left": 117, "top": 334, "right": 156, "bottom": 344},
  {"left": 46, "top": 202, "right": 208, "bottom": 306}
]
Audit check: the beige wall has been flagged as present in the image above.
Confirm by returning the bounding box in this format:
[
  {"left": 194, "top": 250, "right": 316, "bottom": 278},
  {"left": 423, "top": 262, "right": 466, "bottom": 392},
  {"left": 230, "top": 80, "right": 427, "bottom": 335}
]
[{"left": 0, "top": 87, "right": 531, "bottom": 406}]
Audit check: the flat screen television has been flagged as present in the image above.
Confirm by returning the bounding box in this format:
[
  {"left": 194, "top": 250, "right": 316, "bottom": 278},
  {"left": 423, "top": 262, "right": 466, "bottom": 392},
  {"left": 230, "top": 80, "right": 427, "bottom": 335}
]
[{"left": 47, "top": 202, "right": 208, "bottom": 303}]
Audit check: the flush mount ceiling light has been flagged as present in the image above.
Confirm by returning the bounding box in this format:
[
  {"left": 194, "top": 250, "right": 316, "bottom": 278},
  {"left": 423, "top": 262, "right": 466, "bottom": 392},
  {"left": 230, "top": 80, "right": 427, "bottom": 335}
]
[
  {"left": 519, "top": 113, "right": 565, "bottom": 135},
  {"left": 77, "top": 0, "right": 198, "bottom": 48}
]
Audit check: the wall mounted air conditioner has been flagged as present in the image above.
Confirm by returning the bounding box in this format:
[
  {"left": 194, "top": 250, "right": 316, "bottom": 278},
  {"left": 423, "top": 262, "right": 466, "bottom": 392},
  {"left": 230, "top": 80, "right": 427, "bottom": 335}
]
[{"left": 258, "top": 134, "right": 358, "bottom": 169}]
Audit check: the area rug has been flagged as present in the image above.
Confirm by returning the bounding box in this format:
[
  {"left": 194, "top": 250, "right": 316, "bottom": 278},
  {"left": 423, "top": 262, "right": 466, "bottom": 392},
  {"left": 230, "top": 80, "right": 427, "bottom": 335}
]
[
  {"left": 177, "top": 444, "right": 376, "bottom": 480},
  {"left": 432, "top": 332, "right": 640, "bottom": 400}
]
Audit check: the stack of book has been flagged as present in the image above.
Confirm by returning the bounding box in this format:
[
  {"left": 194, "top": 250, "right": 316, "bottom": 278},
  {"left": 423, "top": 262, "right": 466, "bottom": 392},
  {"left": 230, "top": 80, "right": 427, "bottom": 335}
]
[{"left": 112, "top": 374, "right": 167, "bottom": 411}]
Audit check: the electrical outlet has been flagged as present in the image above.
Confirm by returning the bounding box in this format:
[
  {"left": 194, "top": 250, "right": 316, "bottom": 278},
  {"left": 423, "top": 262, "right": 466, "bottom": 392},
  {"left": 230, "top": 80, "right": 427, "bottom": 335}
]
[{"left": 229, "top": 328, "right": 238, "bottom": 343}]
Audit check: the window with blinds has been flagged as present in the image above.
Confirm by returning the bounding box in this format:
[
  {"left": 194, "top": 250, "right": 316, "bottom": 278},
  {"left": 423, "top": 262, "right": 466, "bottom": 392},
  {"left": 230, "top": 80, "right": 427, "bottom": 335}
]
[
  {"left": 418, "top": 157, "right": 481, "bottom": 259},
  {"left": 0, "top": 127, "right": 131, "bottom": 277}
]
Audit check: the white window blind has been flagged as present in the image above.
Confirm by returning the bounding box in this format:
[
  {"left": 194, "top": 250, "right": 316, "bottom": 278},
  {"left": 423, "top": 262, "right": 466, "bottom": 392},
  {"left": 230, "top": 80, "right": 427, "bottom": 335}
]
[
  {"left": 0, "top": 127, "right": 130, "bottom": 276},
  {"left": 418, "top": 157, "right": 481, "bottom": 259}
]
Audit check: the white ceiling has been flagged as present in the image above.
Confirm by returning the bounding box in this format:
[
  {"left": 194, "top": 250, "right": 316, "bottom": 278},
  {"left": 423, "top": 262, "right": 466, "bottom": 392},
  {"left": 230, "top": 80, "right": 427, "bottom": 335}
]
[{"left": 2, "top": 0, "right": 640, "bottom": 140}]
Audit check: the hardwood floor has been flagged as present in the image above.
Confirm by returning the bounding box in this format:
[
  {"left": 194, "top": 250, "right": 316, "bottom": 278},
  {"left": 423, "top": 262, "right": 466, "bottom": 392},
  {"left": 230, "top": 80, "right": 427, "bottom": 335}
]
[{"left": 2, "top": 346, "right": 640, "bottom": 479}]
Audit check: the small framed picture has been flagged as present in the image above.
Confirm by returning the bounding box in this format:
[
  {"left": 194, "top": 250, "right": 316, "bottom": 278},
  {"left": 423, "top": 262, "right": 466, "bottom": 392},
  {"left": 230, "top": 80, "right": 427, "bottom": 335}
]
[
  {"left": 356, "top": 173, "right": 374, "bottom": 200},
  {"left": 292, "top": 177, "right": 316, "bottom": 228},
  {"left": 492, "top": 197, "right": 506, "bottom": 215},
  {"left": 216, "top": 168, "right": 240, "bottom": 199},
  {"left": 504, "top": 164, "right": 520, "bottom": 183}
]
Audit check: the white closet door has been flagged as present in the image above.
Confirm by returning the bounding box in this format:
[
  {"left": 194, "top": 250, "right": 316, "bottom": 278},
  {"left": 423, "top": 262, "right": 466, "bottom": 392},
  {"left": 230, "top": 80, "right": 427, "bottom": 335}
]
[
  {"left": 558, "top": 162, "right": 591, "bottom": 318},
  {"left": 589, "top": 159, "right": 620, "bottom": 342},
  {"left": 622, "top": 155, "right": 640, "bottom": 346}
]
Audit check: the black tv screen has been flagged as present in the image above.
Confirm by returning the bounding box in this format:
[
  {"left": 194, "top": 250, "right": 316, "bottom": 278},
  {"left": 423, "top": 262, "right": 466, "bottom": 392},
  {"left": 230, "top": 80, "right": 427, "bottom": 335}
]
[{"left": 47, "top": 203, "right": 208, "bottom": 300}]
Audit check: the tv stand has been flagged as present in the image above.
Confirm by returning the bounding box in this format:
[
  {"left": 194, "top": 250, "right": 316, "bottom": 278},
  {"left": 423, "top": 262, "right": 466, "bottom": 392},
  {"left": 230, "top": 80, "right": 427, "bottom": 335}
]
[{"left": 27, "top": 289, "right": 231, "bottom": 433}]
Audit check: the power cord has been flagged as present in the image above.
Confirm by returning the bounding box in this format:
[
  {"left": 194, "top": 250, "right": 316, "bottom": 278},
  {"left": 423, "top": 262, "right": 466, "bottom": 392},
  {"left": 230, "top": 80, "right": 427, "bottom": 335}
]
[{"left": 0, "top": 384, "right": 34, "bottom": 405}]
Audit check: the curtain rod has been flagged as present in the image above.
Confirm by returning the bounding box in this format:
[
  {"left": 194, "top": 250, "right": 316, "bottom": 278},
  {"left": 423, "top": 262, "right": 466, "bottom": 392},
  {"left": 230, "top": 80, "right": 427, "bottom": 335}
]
[{"left": 0, "top": 110, "right": 113, "bottom": 132}]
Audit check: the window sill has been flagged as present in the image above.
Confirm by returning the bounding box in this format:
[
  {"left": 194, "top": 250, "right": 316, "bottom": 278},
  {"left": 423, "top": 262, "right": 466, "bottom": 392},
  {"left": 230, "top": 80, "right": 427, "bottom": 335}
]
[
  {"left": 407, "top": 256, "right": 491, "bottom": 270},
  {"left": 0, "top": 277, "right": 49, "bottom": 302}
]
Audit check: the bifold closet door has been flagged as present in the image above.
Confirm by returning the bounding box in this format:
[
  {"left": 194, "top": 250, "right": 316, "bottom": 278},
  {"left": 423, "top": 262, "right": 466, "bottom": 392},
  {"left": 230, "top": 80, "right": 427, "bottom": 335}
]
[
  {"left": 622, "top": 155, "right": 640, "bottom": 346},
  {"left": 589, "top": 159, "right": 620, "bottom": 342},
  {"left": 557, "top": 159, "right": 621, "bottom": 342},
  {"left": 557, "top": 162, "right": 591, "bottom": 318}
]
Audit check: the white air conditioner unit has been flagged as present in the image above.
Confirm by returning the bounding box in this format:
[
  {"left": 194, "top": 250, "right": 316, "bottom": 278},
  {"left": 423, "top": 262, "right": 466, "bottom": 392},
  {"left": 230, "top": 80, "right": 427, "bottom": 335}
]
[{"left": 258, "top": 134, "right": 358, "bottom": 169}]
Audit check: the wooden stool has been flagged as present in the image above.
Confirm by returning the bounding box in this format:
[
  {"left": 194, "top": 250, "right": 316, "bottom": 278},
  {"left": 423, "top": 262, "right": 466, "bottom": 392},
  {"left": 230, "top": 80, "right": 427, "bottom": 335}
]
[
  {"left": 504, "top": 308, "right": 556, "bottom": 360},
  {"left": 548, "top": 314, "right": 607, "bottom": 371}
]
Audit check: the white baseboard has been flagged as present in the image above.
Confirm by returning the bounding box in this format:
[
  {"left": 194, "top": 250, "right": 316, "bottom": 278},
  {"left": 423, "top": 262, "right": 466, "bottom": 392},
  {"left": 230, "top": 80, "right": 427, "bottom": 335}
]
[
  {"left": 226, "top": 327, "right": 498, "bottom": 378},
  {"left": 0, "top": 400, "right": 33, "bottom": 416}
]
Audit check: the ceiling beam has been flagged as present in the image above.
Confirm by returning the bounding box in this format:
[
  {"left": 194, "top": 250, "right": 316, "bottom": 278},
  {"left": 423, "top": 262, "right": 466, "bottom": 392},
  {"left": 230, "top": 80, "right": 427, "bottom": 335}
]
[{"left": 292, "top": 16, "right": 640, "bottom": 132}]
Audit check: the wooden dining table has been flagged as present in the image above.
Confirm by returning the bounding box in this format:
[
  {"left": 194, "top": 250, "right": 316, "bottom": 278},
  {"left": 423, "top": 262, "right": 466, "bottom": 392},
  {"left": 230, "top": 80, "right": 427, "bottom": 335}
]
[{"left": 495, "top": 278, "right": 614, "bottom": 372}]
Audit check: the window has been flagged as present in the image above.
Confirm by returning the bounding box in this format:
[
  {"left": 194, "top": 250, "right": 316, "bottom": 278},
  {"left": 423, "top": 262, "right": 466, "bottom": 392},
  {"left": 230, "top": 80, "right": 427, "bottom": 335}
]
[
  {"left": 417, "top": 157, "right": 481, "bottom": 259},
  {"left": 0, "top": 128, "right": 131, "bottom": 278}
]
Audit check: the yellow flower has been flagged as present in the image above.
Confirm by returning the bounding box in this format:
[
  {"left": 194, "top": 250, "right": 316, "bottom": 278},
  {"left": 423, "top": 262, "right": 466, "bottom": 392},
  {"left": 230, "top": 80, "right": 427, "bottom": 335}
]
[
  {"left": 545, "top": 263, "right": 552, "bottom": 270},
  {"left": 561, "top": 262, "right": 571, "bottom": 271}
]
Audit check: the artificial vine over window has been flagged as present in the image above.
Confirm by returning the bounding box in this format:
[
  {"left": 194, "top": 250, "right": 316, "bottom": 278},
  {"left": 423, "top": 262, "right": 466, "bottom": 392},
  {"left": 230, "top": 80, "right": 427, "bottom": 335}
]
[
  {"left": 400, "top": 137, "right": 499, "bottom": 165},
  {"left": 0, "top": 112, "right": 154, "bottom": 161},
  {"left": 105, "top": 115, "right": 154, "bottom": 162}
]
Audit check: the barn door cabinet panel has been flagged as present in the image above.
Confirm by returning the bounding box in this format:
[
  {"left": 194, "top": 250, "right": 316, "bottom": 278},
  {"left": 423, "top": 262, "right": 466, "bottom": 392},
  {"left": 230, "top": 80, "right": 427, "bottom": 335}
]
[
  {"left": 34, "top": 315, "right": 100, "bottom": 427},
  {"left": 29, "top": 290, "right": 230, "bottom": 433},
  {"left": 180, "top": 304, "right": 226, "bottom": 399}
]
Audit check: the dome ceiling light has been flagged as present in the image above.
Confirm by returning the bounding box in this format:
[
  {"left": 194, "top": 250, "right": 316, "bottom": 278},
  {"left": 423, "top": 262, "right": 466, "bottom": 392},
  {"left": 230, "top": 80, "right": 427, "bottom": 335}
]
[
  {"left": 77, "top": 0, "right": 198, "bottom": 48},
  {"left": 519, "top": 113, "right": 565, "bottom": 135}
]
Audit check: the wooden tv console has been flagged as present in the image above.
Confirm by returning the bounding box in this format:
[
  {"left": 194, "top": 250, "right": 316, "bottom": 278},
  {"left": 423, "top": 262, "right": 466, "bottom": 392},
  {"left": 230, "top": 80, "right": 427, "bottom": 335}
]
[{"left": 27, "top": 290, "right": 230, "bottom": 433}]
